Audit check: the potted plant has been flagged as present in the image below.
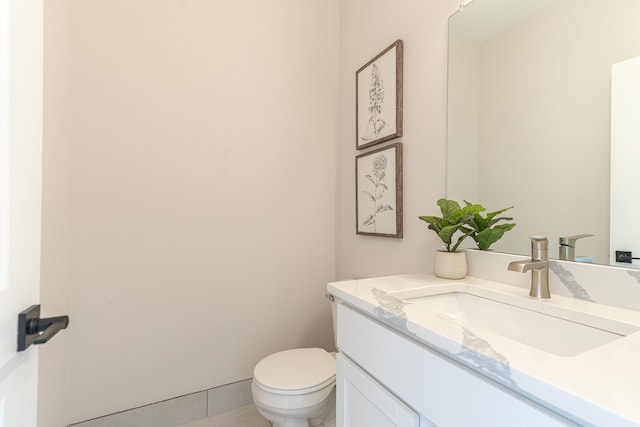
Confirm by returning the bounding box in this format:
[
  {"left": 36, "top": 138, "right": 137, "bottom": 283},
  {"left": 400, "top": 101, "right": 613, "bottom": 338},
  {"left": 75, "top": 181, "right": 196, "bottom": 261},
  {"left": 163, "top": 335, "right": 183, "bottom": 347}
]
[
  {"left": 419, "top": 198, "right": 485, "bottom": 279},
  {"left": 462, "top": 201, "right": 516, "bottom": 251}
]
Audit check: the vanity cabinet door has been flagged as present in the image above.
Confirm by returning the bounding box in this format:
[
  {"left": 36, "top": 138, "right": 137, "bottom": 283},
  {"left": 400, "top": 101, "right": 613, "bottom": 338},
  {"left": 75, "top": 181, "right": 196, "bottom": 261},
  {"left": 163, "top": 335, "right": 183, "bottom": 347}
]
[{"left": 337, "top": 353, "right": 427, "bottom": 427}]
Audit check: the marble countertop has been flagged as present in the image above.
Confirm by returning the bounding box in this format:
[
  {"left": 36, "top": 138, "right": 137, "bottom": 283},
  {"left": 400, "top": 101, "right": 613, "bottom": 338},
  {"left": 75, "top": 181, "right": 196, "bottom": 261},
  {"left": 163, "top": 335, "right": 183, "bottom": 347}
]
[{"left": 328, "top": 274, "right": 640, "bottom": 427}]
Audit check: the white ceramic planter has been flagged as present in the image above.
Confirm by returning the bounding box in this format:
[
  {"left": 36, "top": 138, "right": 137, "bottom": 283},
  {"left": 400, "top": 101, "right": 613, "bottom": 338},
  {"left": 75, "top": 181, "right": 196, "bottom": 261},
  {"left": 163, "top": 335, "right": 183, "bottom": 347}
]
[{"left": 433, "top": 250, "right": 467, "bottom": 280}]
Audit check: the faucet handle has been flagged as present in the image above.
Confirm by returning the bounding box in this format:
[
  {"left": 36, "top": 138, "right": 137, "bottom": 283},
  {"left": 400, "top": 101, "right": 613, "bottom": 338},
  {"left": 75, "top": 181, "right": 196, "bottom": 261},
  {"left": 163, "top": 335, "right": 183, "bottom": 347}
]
[
  {"left": 530, "top": 235, "right": 548, "bottom": 245},
  {"left": 529, "top": 236, "right": 548, "bottom": 261}
]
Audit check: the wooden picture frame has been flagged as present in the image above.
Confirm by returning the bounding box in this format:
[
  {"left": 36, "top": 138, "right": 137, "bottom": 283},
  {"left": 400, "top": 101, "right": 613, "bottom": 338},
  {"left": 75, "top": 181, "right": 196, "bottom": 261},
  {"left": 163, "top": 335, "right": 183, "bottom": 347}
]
[
  {"left": 356, "top": 40, "right": 403, "bottom": 150},
  {"left": 356, "top": 143, "right": 403, "bottom": 238}
]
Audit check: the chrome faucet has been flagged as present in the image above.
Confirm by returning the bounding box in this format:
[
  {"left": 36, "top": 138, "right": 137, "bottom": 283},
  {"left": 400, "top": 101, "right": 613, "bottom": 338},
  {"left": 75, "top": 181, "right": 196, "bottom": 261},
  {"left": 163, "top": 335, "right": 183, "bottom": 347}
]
[
  {"left": 559, "top": 234, "right": 593, "bottom": 261},
  {"left": 508, "top": 236, "right": 550, "bottom": 298}
]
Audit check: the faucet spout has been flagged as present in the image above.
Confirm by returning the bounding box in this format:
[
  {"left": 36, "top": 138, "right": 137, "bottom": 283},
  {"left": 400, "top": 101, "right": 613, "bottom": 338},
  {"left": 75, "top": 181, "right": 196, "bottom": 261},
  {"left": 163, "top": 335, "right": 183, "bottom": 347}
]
[{"left": 507, "top": 236, "right": 550, "bottom": 298}]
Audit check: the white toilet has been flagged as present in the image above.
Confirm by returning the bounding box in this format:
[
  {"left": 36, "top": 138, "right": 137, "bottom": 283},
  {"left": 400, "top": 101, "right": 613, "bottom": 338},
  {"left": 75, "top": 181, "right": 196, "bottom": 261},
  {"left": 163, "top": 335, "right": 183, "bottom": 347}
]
[{"left": 251, "top": 295, "right": 337, "bottom": 427}]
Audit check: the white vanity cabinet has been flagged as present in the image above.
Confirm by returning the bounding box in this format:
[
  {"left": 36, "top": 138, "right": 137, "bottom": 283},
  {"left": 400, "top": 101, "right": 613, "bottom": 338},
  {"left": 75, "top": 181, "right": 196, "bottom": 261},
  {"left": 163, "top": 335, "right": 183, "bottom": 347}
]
[
  {"left": 337, "top": 354, "right": 423, "bottom": 427},
  {"left": 336, "top": 303, "right": 577, "bottom": 427}
]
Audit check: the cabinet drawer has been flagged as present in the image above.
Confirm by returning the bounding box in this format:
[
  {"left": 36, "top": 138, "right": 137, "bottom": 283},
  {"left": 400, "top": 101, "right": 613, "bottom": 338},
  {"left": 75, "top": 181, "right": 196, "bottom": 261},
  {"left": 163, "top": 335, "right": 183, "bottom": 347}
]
[{"left": 337, "top": 303, "right": 576, "bottom": 427}]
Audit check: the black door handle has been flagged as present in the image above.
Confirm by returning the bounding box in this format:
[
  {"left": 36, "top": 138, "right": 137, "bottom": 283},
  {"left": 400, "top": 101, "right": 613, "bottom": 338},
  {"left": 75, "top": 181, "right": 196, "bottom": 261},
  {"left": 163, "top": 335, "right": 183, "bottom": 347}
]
[{"left": 18, "top": 305, "right": 69, "bottom": 352}]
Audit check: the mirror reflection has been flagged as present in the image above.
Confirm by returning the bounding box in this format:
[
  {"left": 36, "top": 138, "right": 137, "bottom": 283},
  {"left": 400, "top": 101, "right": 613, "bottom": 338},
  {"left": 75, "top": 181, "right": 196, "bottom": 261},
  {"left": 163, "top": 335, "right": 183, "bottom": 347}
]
[{"left": 447, "top": 0, "right": 640, "bottom": 265}]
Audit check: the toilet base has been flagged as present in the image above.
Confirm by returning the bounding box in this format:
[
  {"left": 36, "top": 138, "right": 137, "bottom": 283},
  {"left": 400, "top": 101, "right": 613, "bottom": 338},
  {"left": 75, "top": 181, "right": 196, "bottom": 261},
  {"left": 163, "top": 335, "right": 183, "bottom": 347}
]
[
  {"left": 271, "top": 421, "right": 334, "bottom": 427},
  {"left": 254, "top": 388, "right": 335, "bottom": 427},
  {"left": 271, "top": 420, "right": 312, "bottom": 427}
]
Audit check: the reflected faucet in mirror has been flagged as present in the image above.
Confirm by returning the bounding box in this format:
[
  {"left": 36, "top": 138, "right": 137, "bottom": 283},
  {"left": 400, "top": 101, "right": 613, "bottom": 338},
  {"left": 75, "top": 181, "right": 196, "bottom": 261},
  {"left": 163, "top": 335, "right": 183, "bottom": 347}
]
[
  {"left": 559, "top": 234, "right": 593, "bottom": 261},
  {"left": 508, "top": 236, "right": 550, "bottom": 299}
]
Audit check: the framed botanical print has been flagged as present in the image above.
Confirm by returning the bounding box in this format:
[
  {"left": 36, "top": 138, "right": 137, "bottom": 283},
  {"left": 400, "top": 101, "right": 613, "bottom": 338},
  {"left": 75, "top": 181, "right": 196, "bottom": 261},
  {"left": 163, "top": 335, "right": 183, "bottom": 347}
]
[
  {"left": 356, "top": 40, "right": 403, "bottom": 150},
  {"left": 356, "top": 143, "right": 403, "bottom": 238}
]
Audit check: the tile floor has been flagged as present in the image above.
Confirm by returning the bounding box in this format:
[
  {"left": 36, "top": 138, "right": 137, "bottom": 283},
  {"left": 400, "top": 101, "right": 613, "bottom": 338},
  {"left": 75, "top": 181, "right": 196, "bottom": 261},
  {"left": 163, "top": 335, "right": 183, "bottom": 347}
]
[
  {"left": 179, "top": 404, "right": 270, "bottom": 427},
  {"left": 70, "top": 380, "right": 256, "bottom": 427}
]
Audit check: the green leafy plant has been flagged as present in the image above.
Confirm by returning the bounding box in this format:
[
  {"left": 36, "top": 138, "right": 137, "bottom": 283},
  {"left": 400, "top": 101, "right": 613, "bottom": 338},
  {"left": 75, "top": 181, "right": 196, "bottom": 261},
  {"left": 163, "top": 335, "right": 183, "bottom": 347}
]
[
  {"left": 418, "top": 199, "right": 485, "bottom": 252},
  {"left": 463, "top": 201, "right": 516, "bottom": 251}
]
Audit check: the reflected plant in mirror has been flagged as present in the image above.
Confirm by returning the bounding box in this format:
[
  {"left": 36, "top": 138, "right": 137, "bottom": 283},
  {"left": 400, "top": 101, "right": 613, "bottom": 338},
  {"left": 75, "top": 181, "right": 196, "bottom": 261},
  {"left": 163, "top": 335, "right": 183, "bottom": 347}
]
[{"left": 462, "top": 202, "right": 516, "bottom": 251}]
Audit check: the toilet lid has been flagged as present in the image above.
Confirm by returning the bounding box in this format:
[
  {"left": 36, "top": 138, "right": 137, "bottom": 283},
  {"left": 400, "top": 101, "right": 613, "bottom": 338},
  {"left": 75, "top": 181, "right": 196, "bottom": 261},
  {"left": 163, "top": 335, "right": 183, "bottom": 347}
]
[{"left": 253, "top": 348, "right": 336, "bottom": 394}]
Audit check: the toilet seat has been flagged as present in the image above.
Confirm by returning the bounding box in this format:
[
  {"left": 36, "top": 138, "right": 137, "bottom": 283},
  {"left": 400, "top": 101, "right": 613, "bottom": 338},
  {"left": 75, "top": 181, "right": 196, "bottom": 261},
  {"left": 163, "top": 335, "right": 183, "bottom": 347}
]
[{"left": 253, "top": 348, "right": 336, "bottom": 395}]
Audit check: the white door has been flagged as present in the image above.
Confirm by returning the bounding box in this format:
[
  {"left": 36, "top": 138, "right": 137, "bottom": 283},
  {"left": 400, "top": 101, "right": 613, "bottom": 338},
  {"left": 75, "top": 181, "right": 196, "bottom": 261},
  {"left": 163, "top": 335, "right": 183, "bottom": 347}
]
[{"left": 0, "top": 0, "right": 44, "bottom": 425}]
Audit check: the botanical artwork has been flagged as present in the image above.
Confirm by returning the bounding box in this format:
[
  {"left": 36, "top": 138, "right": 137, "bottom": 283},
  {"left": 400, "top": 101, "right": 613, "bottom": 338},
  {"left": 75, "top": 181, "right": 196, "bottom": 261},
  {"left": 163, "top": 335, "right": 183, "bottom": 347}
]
[
  {"left": 362, "top": 153, "right": 393, "bottom": 230},
  {"left": 363, "top": 64, "right": 387, "bottom": 143},
  {"left": 356, "top": 143, "right": 402, "bottom": 238},
  {"left": 356, "top": 40, "right": 403, "bottom": 150}
]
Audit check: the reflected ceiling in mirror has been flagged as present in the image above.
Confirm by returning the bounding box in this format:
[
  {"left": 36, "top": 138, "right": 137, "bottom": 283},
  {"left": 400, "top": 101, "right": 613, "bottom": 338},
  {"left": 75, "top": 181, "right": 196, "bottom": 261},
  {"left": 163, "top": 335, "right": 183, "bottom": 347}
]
[{"left": 447, "top": 0, "right": 640, "bottom": 265}]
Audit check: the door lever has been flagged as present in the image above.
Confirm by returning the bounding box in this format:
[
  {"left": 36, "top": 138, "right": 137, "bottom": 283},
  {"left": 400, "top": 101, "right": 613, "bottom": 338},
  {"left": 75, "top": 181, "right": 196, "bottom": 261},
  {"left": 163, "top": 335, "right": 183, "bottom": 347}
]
[{"left": 18, "top": 305, "right": 69, "bottom": 352}]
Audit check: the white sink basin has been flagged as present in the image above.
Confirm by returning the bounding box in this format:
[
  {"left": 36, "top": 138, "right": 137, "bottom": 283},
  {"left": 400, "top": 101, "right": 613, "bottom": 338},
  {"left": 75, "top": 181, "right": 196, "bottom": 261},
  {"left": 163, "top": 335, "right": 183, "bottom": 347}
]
[{"left": 398, "top": 287, "right": 639, "bottom": 357}]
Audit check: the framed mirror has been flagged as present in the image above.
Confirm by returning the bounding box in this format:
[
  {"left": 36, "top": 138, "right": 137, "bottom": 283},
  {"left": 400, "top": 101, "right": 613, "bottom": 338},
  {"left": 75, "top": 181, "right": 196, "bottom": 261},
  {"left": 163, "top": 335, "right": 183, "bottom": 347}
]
[{"left": 447, "top": 0, "right": 640, "bottom": 265}]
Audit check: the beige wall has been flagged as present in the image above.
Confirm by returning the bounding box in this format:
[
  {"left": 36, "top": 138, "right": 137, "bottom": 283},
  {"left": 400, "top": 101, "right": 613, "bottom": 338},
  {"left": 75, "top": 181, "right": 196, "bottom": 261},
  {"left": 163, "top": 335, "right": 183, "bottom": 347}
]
[
  {"left": 336, "top": 0, "right": 463, "bottom": 279},
  {"left": 43, "top": 0, "right": 339, "bottom": 423},
  {"left": 42, "top": 0, "right": 468, "bottom": 423}
]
